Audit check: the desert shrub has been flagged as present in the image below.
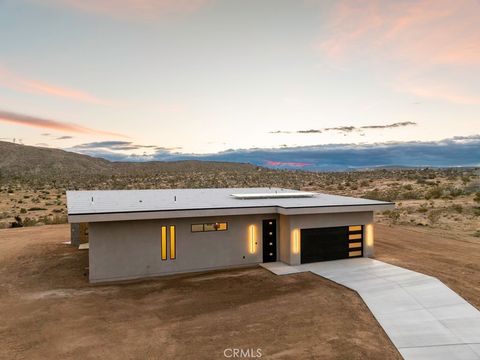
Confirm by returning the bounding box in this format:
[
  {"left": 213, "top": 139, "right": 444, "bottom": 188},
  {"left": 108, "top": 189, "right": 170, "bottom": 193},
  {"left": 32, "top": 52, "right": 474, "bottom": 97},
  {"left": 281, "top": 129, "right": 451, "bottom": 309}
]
[
  {"left": 473, "top": 230, "right": 480, "bottom": 237},
  {"left": 0, "top": 212, "right": 9, "bottom": 220},
  {"left": 446, "top": 187, "right": 464, "bottom": 197},
  {"left": 427, "top": 209, "right": 442, "bottom": 225},
  {"left": 417, "top": 207, "right": 428, "bottom": 213},
  {"left": 363, "top": 188, "right": 399, "bottom": 202},
  {"left": 450, "top": 204, "right": 463, "bottom": 213},
  {"left": 425, "top": 187, "right": 443, "bottom": 199},
  {"left": 22, "top": 217, "right": 37, "bottom": 226},
  {"left": 27, "top": 207, "right": 46, "bottom": 211},
  {"left": 52, "top": 208, "right": 63, "bottom": 213},
  {"left": 11, "top": 216, "right": 23, "bottom": 228},
  {"left": 20, "top": 208, "right": 27, "bottom": 214},
  {"left": 383, "top": 209, "right": 401, "bottom": 223},
  {"left": 403, "top": 184, "right": 413, "bottom": 191},
  {"left": 473, "top": 208, "right": 480, "bottom": 216},
  {"left": 398, "top": 191, "right": 420, "bottom": 200},
  {"left": 474, "top": 192, "right": 480, "bottom": 203},
  {"left": 39, "top": 215, "right": 67, "bottom": 225}
]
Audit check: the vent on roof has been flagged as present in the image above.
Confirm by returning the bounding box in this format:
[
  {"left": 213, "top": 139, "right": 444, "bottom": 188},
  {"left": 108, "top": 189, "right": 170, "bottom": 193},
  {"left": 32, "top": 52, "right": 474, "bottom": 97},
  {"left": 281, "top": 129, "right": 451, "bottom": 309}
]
[{"left": 231, "top": 192, "right": 315, "bottom": 200}]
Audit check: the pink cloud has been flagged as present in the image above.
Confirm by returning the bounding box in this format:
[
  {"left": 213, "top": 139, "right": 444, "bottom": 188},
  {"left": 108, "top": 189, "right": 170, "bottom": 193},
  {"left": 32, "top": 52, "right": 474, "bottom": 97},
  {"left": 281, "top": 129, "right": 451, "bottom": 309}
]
[
  {"left": 0, "top": 109, "right": 129, "bottom": 138},
  {"left": 0, "top": 67, "right": 112, "bottom": 105},
  {"left": 38, "top": 0, "right": 213, "bottom": 20},
  {"left": 315, "top": 1, "right": 480, "bottom": 105},
  {"left": 396, "top": 82, "right": 480, "bottom": 105},
  {"left": 316, "top": 0, "right": 480, "bottom": 66}
]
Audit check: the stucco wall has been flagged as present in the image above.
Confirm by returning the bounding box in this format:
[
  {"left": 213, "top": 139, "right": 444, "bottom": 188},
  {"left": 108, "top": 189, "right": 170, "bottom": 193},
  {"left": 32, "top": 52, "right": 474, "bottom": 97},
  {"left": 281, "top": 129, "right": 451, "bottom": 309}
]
[
  {"left": 88, "top": 211, "right": 375, "bottom": 282},
  {"left": 89, "top": 214, "right": 278, "bottom": 282},
  {"left": 279, "top": 211, "right": 374, "bottom": 265}
]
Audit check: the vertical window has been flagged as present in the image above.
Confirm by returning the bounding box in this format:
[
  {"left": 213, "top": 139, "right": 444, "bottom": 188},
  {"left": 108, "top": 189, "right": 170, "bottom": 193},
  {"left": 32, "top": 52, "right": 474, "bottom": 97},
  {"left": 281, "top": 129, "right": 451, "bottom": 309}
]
[
  {"left": 169, "top": 225, "right": 176, "bottom": 260},
  {"left": 161, "top": 226, "right": 167, "bottom": 260}
]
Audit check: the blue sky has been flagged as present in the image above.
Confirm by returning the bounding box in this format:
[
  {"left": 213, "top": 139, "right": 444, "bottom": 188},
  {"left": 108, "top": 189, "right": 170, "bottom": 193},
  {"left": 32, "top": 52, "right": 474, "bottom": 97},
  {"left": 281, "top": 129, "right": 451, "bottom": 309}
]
[{"left": 0, "top": 0, "right": 479, "bottom": 164}]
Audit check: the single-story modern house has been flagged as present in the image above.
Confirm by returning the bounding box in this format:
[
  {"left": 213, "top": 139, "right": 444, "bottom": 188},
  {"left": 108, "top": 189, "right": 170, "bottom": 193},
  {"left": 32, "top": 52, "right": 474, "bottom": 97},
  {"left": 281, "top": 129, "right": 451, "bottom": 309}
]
[{"left": 67, "top": 188, "right": 394, "bottom": 283}]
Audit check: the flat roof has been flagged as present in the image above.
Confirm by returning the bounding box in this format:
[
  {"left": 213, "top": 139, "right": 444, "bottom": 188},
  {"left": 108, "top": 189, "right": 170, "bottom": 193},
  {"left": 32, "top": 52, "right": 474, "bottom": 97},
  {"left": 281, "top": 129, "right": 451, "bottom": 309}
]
[{"left": 67, "top": 188, "right": 394, "bottom": 223}]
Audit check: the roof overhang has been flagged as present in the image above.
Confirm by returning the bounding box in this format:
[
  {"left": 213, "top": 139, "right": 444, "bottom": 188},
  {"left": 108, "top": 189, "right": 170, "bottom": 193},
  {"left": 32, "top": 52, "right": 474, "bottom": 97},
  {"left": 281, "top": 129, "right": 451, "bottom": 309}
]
[{"left": 68, "top": 203, "right": 395, "bottom": 223}]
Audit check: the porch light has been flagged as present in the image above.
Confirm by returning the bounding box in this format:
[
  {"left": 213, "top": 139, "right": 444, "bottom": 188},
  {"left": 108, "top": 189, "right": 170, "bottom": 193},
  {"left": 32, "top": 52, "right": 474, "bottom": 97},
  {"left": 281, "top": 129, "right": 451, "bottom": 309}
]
[{"left": 292, "top": 228, "right": 300, "bottom": 254}]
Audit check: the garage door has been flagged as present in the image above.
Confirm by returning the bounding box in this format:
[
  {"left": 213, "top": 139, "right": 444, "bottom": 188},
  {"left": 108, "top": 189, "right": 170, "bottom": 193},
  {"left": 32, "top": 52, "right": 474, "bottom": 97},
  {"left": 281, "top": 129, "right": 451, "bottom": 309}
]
[{"left": 300, "top": 225, "right": 363, "bottom": 264}]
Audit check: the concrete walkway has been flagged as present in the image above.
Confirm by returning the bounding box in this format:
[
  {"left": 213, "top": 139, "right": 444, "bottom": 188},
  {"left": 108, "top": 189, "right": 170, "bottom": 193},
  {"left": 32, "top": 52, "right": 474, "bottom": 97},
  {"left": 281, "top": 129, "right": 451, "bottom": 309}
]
[{"left": 261, "top": 259, "right": 480, "bottom": 360}]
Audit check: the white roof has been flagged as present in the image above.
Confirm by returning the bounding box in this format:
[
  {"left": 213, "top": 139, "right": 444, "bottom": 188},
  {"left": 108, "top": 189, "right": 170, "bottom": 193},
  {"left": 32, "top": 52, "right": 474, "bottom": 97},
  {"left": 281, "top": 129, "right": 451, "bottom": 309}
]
[
  {"left": 67, "top": 188, "right": 394, "bottom": 223},
  {"left": 230, "top": 191, "right": 314, "bottom": 199}
]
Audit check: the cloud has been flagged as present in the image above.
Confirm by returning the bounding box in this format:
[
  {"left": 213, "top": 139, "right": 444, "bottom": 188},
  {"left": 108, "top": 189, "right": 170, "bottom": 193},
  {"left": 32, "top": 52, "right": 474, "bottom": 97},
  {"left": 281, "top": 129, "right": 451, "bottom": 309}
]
[
  {"left": 68, "top": 135, "right": 480, "bottom": 170},
  {"left": 360, "top": 121, "right": 417, "bottom": 129},
  {"left": 55, "top": 136, "right": 74, "bottom": 140},
  {"left": 0, "top": 66, "right": 112, "bottom": 105},
  {"left": 271, "top": 121, "right": 417, "bottom": 135},
  {"left": 0, "top": 110, "right": 129, "bottom": 138},
  {"left": 324, "top": 126, "right": 356, "bottom": 133},
  {"left": 316, "top": 0, "right": 480, "bottom": 66},
  {"left": 298, "top": 129, "right": 322, "bottom": 134},
  {"left": 265, "top": 161, "right": 313, "bottom": 167},
  {"left": 70, "top": 141, "right": 165, "bottom": 152},
  {"left": 36, "top": 0, "right": 213, "bottom": 20},
  {"left": 315, "top": 1, "right": 480, "bottom": 105},
  {"left": 396, "top": 81, "right": 480, "bottom": 105}
]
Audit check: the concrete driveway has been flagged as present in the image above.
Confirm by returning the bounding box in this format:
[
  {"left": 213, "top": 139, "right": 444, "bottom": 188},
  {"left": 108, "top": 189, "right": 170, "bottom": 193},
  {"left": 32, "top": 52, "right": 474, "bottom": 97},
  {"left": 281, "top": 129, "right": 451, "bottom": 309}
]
[{"left": 262, "top": 258, "right": 480, "bottom": 360}]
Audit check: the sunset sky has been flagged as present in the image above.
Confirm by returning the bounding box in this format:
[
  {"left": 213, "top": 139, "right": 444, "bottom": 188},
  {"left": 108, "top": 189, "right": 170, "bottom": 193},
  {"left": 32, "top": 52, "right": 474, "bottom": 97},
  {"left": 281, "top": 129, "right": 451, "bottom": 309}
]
[{"left": 1, "top": 0, "right": 479, "bottom": 159}]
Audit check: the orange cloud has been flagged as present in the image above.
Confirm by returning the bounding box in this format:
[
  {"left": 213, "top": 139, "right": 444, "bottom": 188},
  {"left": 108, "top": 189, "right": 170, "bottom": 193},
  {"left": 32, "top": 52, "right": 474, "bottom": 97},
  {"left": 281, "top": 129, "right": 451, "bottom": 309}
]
[
  {"left": 316, "top": 0, "right": 480, "bottom": 66},
  {"left": 0, "top": 67, "right": 112, "bottom": 105},
  {"left": 37, "top": 0, "right": 212, "bottom": 20},
  {"left": 0, "top": 110, "right": 129, "bottom": 138}
]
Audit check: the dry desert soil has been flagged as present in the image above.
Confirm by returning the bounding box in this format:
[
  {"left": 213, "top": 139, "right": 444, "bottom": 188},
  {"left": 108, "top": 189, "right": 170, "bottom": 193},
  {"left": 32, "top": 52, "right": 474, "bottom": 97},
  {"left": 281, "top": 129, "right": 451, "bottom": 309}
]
[{"left": 1, "top": 223, "right": 479, "bottom": 359}]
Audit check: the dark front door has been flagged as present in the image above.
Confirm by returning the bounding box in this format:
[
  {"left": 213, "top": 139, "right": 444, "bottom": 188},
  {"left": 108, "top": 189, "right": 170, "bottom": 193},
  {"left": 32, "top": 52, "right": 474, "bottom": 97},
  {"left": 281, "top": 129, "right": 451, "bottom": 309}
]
[
  {"left": 301, "top": 226, "right": 352, "bottom": 264},
  {"left": 262, "top": 219, "right": 277, "bottom": 262}
]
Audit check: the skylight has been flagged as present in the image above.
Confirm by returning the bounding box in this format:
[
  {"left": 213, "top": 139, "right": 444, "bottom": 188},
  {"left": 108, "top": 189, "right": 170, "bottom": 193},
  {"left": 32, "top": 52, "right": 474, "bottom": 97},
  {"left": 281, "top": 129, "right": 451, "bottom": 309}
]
[{"left": 230, "top": 192, "right": 315, "bottom": 199}]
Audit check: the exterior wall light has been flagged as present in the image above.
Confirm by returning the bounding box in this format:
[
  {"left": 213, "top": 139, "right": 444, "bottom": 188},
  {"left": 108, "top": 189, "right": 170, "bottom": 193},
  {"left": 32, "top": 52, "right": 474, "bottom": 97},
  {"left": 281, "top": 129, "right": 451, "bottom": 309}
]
[
  {"left": 292, "top": 228, "right": 300, "bottom": 254},
  {"left": 248, "top": 224, "right": 256, "bottom": 254}
]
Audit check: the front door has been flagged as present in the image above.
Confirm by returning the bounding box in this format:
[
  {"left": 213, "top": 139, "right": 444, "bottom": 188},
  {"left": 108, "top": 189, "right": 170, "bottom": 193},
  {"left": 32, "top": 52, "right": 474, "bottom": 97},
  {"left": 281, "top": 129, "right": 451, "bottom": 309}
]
[{"left": 262, "top": 219, "right": 277, "bottom": 262}]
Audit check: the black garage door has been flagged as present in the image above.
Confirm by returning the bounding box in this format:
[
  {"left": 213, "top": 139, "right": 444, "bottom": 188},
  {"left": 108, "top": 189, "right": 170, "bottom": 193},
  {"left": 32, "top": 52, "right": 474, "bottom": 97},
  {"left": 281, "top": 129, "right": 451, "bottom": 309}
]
[{"left": 300, "top": 226, "right": 363, "bottom": 264}]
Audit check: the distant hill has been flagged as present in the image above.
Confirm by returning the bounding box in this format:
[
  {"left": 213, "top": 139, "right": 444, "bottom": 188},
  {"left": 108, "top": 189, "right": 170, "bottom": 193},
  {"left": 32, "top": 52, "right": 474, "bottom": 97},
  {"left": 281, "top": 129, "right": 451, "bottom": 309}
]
[{"left": 0, "top": 141, "right": 258, "bottom": 180}]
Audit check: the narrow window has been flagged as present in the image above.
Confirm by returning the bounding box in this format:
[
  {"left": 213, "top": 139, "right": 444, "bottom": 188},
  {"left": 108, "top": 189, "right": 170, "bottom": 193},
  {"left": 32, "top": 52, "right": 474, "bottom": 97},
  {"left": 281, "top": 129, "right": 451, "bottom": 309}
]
[
  {"left": 191, "top": 222, "right": 228, "bottom": 232},
  {"left": 161, "top": 226, "right": 167, "bottom": 260},
  {"left": 216, "top": 222, "right": 228, "bottom": 231},
  {"left": 169, "top": 225, "right": 176, "bottom": 260},
  {"left": 191, "top": 224, "right": 204, "bottom": 232}
]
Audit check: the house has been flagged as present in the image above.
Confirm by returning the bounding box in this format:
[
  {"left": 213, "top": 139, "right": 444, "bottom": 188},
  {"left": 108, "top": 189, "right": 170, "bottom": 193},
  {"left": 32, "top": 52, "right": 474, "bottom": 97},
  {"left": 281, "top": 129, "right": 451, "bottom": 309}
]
[{"left": 66, "top": 188, "right": 394, "bottom": 283}]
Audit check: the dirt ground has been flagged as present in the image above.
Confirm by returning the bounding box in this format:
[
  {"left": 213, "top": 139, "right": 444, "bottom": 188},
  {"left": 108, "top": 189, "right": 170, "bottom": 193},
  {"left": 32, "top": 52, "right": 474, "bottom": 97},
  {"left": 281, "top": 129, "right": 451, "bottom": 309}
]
[
  {"left": 0, "top": 225, "right": 401, "bottom": 360},
  {"left": 375, "top": 223, "right": 480, "bottom": 309},
  {"left": 2, "top": 223, "right": 479, "bottom": 359}
]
